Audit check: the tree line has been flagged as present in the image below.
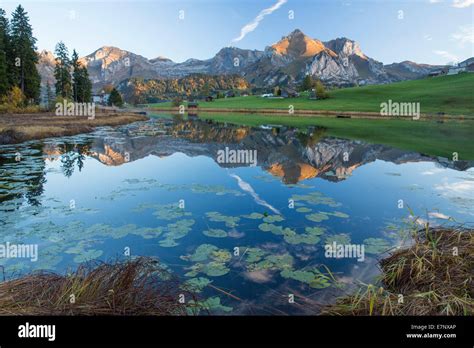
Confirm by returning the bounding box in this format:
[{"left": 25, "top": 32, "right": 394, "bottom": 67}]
[
  {"left": 0, "top": 4, "right": 93, "bottom": 110},
  {"left": 51, "top": 41, "right": 92, "bottom": 107},
  {"left": 0, "top": 5, "right": 41, "bottom": 105}
]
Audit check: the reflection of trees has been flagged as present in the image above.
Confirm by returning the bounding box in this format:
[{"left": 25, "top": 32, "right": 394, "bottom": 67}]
[
  {"left": 297, "top": 127, "right": 327, "bottom": 147},
  {"left": 0, "top": 140, "right": 93, "bottom": 208},
  {"left": 0, "top": 143, "right": 46, "bottom": 207},
  {"left": 59, "top": 143, "right": 89, "bottom": 178}
]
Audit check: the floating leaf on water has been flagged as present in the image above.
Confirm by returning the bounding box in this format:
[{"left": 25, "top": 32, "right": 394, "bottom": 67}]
[
  {"left": 292, "top": 191, "right": 341, "bottom": 207},
  {"left": 244, "top": 247, "right": 267, "bottom": 263},
  {"left": 187, "top": 296, "right": 233, "bottom": 315},
  {"left": 324, "top": 233, "right": 351, "bottom": 245},
  {"left": 363, "top": 238, "right": 391, "bottom": 254},
  {"left": 210, "top": 250, "right": 232, "bottom": 263},
  {"left": 241, "top": 212, "right": 264, "bottom": 220},
  {"left": 206, "top": 212, "right": 240, "bottom": 228},
  {"left": 326, "top": 211, "right": 350, "bottom": 218},
  {"left": 182, "top": 277, "right": 212, "bottom": 293},
  {"left": 181, "top": 244, "right": 231, "bottom": 277},
  {"left": 283, "top": 226, "right": 325, "bottom": 245},
  {"left": 159, "top": 239, "right": 179, "bottom": 248},
  {"left": 247, "top": 253, "right": 294, "bottom": 272},
  {"left": 181, "top": 244, "right": 218, "bottom": 262},
  {"left": 203, "top": 228, "right": 228, "bottom": 238},
  {"left": 204, "top": 261, "right": 230, "bottom": 277},
  {"left": 280, "top": 267, "right": 331, "bottom": 289},
  {"left": 305, "top": 212, "right": 329, "bottom": 222},
  {"left": 159, "top": 219, "right": 195, "bottom": 247},
  {"left": 296, "top": 207, "right": 312, "bottom": 213},
  {"left": 262, "top": 215, "right": 284, "bottom": 223}
]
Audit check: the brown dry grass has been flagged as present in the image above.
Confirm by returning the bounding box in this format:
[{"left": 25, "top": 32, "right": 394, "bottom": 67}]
[
  {"left": 322, "top": 227, "right": 474, "bottom": 316},
  {"left": 0, "top": 257, "right": 195, "bottom": 316},
  {"left": 0, "top": 112, "right": 148, "bottom": 144}
]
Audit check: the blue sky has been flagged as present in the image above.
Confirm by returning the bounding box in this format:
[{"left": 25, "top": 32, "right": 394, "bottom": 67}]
[{"left": 2, "top": 0, "right": 473, "bottom": 64}]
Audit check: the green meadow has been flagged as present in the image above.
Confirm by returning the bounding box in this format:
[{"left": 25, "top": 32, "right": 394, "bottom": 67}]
[{"left": 151, "top": 73, "right": 474, "bottom": 116}]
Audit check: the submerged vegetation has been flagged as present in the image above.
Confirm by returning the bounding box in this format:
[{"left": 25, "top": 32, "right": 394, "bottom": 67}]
[{"left": 322, "top": 227, "right": 474, "bottom": 316}]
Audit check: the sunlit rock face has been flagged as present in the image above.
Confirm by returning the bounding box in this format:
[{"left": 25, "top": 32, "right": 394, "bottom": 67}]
[{"left": 36, "top": 30, "right": 447, "bottom": 94}]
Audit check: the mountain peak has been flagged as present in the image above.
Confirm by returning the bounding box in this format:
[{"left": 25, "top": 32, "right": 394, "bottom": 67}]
[
  {"left": 323, "top": 37, "right": 367, "bottom": 60},
  {"left": 271, "top": 29, "right": 328, "bottom": 58}
]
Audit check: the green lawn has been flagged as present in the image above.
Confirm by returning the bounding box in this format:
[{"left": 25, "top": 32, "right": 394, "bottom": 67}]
[
  {"left": 151, "top": 73, "right": 474, "bottom": 116},
  {"left": 154, "top": 112, "right": 474, "bottom": 160}
]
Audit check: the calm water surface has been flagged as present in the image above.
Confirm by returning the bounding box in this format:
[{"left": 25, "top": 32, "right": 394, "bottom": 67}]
[{"left": 0, "top": 115, "right": 473, "bottom": 314}]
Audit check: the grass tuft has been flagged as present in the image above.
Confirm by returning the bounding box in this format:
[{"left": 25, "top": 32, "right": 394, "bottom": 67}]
[
  {"left": 0, "top": 257, "right": 196, "bottom": 315},
  {"left": 322, "top": 227, "right": 474, "bottom": 316}
]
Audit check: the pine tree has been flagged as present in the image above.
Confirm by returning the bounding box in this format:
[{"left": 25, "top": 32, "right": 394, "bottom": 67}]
[
  {"left": 79, "top": 66, "right": 92, "bottom": 102},
  {"left": 71, "top": 49, "right": 80, "bottom": 102},
  {"left": 301, "top": 75, "right": 314, "bottom": 92},
  {"left": 71, "top": 49, "right": 92, "bottom": 103},
  {"left": 44, "top": 81, "right": 54, "bottom": 110},
  {"left": 9, "top": 5, "right": 40, "bottom": 103},
  {"left": 54, "top": 41, "right": 72, "bottom": 99},
  {"left": 0, "top": 9, "right": 9, "bottom": 97},
  {"left": 108, "top": 88, "right": 123, "bottom": 107}
]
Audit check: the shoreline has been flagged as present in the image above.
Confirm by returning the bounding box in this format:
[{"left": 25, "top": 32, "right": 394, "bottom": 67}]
[
  {"left": 148, "top": 107, "right": 473, "bottom": 121},
  {"left": 0, "top": 111, "right": 148, "bottom": 145}
]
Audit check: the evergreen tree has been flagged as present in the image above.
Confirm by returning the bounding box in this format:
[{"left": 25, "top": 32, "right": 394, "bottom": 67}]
[
  {"left": 71, "top": 49, "right": 80, "bottom": 102},
  {"left": 54, "top": 41, "right": 72, "bottom": 99},
  {"left": 9, "top": 5, "right": 40, "bottom": 103},
  {"left": 108, "top": 88, "right": 123, "bottom": 107},
  {"left": 79, "top": 66, "right": 92, "bottom": 102},
  {"left": 71, "top": 49, "right": 92, "bottom": 102},
  {"left": 301, "top": 74, "right": 314, "bottom": 91},
  {"left": 0, "top": 9, "right": 9, "bottom": 97},
  {"left": 44, "top": 81, "right": 54, "bottom": 110}
]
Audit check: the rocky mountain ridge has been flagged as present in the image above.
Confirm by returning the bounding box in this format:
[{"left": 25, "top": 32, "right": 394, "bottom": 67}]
[{"left": 37, "top": 29, "right": 450, "bottom": 91}]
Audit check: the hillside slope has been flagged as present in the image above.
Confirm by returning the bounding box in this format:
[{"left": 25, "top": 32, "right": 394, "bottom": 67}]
[{"left": 154, "top": 73, "right": 474, "bottom": 116}]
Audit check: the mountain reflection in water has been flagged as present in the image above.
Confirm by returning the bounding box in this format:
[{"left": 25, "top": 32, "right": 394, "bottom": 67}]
[{"left": 0, "top": 116, "right": 473, "bottom": 315}]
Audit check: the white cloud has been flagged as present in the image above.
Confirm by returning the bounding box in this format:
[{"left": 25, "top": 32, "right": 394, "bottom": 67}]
[
  {"left": 435, "top": 180, "right": 474, "bottom": 196},
  {"left": 434, "top": 50, "right": 460, "bottom": 63},
  {"left": 232, "top": 0, "right": 287, "bottom": 43},
  {"left": 230, "top": 174, "right": 281, "bottom": 214},
  {"left": 451, "top": 25, "right": 474, "bottom": 45},
  {"left": 452, "top": 0, "right": 474, "bottom": 8}
]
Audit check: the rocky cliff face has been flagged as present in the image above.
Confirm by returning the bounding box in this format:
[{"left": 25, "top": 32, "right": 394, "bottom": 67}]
[{"left": 36, "top": 29, "right": 448, "bottom": 91}]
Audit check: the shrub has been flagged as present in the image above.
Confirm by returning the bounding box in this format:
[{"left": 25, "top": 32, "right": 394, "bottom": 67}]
[
  {"left": 172, "top": 96, "right": 183, "bottom": 107},
  {"left": 315, "top": 80, "right": 329, "bottom": 99}
]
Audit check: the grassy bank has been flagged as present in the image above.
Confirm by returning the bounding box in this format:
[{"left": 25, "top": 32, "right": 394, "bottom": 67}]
[
  {"left": 323, "top": 227, "right": 474, "bottom": 316},
  {"left": 0, "top": 258, "right": 194, "bottom": 315},
  {"left": 165, "top": 112, "right": 474, "bottom": 160},
  {"left": 0, "top": 112, "right": 148, "bottom": 145},
  {"left": 150, "top": 73, "right": 474, "bottom": 116}
]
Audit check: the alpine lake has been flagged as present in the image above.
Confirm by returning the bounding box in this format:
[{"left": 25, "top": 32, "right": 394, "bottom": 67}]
[{"left": 0, "top": 113, "right": 473, "bottom": 315}]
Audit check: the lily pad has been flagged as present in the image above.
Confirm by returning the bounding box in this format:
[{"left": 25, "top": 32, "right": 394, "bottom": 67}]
[
  {"left": 203, "top": 229, "right": 228, "bottom": 238},
  {"left": 262, "top": 215, "right": 284, "bottom": 223},
  {"left": 280, "top": 267, "right": 331, "bottom": 289},
  {"left": 363, "top": 238, "right": 391, "bottom": 254},
  {"left": 187, "top": 296, "right": 233, "bottom": 315},
  {"left": 206, "top": 212, "right": 240, "bottom": 228},
  {"left": 325, "top": 233, "right": 351, "bottom": 245},
  {"left": 305, "top": 212, "right": 329, "bottom": 222},
  {"left": 182, "top": 277, "right": 212, "bottom": 293}
]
